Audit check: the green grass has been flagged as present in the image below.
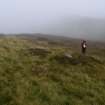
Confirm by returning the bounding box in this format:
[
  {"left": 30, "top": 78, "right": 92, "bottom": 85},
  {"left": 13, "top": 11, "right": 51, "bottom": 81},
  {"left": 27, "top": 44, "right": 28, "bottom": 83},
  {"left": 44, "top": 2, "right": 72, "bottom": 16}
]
[{"left": 0, "top": 37, "right": 105, "bottom": 105}]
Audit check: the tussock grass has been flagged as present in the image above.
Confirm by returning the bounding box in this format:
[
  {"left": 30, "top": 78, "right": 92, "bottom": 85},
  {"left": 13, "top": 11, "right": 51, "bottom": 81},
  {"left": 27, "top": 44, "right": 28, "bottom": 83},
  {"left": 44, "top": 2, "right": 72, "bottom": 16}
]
[{"left": 0, "top": 37, "right": 105, "bottom": 105}]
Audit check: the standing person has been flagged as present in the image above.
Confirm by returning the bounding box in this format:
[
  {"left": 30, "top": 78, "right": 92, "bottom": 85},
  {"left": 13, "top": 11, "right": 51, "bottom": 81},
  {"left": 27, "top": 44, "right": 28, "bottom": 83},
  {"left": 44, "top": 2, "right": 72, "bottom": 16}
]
[{"left": 81, "top": 40, "right": 87, "bottom": 54}]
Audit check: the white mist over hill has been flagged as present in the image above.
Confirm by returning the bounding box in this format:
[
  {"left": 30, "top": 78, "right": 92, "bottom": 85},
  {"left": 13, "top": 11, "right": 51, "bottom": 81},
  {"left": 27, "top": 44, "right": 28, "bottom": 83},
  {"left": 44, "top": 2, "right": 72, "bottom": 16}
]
[
  {"left": 0, "top": 0, "right": 105, "bottom": 41},
  {"left": 43, "top": 16, "right": 105, "bottom": 41}
]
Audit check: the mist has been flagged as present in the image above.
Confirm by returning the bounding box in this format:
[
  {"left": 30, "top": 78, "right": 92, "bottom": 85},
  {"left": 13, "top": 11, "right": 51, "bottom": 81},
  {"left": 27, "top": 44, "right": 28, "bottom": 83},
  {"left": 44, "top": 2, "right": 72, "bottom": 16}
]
[{"left": 0, "top": 0, "right": 105, "bottom": 41}]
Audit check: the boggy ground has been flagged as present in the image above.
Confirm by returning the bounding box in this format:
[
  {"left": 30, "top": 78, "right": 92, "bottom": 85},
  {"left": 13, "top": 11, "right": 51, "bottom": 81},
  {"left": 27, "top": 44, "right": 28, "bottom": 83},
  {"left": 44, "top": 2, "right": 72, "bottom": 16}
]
[{"left": 0, "top": 36, "right": 105, "bottom": 105}]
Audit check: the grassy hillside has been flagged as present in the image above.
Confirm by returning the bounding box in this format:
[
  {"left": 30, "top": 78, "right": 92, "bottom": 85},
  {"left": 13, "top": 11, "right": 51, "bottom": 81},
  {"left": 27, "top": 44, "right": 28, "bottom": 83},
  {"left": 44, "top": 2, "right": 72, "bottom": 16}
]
[{"left": 0, "top": 36, "right": 105, "bottom": 105}]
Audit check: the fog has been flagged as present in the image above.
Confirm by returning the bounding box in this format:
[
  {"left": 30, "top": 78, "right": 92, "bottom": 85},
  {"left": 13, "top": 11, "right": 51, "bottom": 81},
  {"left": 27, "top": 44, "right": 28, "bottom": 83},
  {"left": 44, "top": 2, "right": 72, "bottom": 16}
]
[{"left": 0, "top": 0, "right": 105, "bottom": 40}]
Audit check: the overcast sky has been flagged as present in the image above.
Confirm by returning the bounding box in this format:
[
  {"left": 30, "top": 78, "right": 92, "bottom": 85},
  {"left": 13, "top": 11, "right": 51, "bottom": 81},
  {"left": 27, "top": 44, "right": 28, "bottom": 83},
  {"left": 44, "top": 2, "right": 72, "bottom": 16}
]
[{"left": 0, "top": 0, "right": 105, "bottom": 35}]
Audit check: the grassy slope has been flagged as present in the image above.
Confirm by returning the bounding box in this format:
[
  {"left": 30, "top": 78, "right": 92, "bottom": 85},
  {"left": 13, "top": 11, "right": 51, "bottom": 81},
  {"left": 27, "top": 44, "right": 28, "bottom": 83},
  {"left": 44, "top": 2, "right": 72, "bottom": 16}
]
[{"left": 0, "top": 37, "right": 105, "bottom": 105}]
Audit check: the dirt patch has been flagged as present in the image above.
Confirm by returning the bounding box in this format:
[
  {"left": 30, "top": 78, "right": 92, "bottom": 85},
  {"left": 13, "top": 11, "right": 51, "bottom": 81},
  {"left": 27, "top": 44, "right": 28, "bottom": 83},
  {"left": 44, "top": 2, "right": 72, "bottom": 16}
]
[{"left": 24, "top": 47, "right": 51, "bottom": 57}]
